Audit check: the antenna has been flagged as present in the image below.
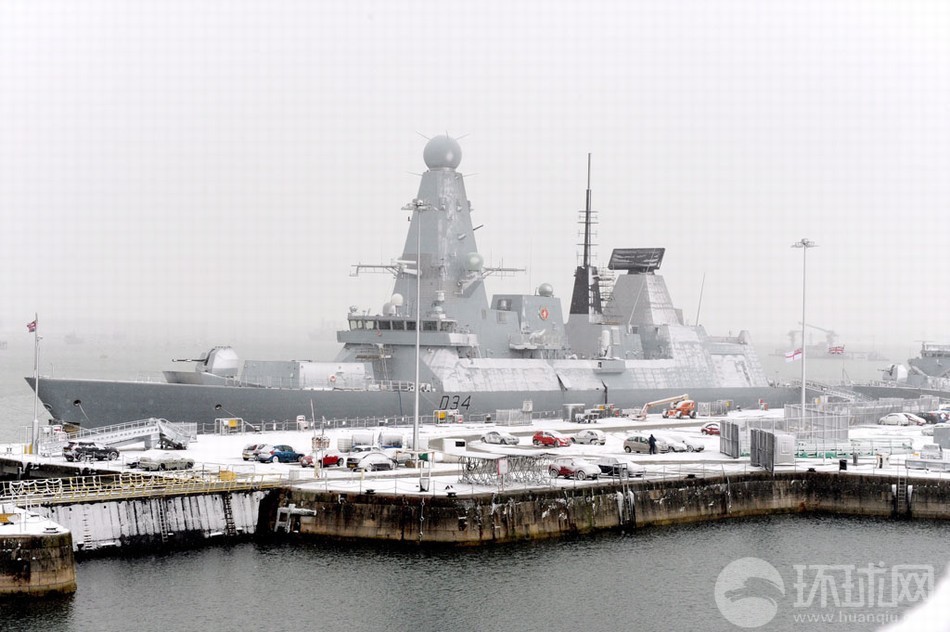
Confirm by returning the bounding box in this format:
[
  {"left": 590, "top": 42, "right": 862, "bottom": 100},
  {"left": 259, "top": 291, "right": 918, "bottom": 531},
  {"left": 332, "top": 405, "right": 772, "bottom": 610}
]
[
  {"left": 694, "top": 272, "right": 706, "bottom": 326},
  {"left": 583, "top": 153, "right": 592, "bottom": 268}
]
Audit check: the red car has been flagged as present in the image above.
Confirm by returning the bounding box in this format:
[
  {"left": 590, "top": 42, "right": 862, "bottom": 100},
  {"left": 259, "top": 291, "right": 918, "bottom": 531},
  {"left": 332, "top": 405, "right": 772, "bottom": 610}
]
[
  {"left": 532, "top": 430, "right": 571, "bottom": 447},
  {"left": 299, "top": 452, "right": 345, "bottom": 468},
  {"left": 701, "top": 422, "right": 720, "bottom": 436}
]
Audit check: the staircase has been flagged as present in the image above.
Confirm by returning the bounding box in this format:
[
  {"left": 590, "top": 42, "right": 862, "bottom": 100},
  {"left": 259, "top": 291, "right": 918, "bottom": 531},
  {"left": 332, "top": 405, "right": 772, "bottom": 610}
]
[
  {"left": 804, "top": 380, "right": 874, "bottom": 403},
  {"left": 43, "top": 418, "right": 198, "bottom": 453}
]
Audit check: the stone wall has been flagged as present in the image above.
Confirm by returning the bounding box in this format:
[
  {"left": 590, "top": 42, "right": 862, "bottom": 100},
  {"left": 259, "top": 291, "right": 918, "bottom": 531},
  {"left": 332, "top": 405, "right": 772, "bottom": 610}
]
[
  {"left": 269, "top": 472, "right": 949, "bottom": 544},
  {"left": 0, "top": 531, "right": 76, "bottom": 596}
]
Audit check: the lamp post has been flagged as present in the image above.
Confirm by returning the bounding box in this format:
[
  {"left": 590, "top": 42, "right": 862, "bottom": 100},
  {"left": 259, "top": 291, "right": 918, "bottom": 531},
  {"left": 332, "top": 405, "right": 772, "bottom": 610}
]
[{"left": 791, "top": 238, "right": 817, "bottom": 413}]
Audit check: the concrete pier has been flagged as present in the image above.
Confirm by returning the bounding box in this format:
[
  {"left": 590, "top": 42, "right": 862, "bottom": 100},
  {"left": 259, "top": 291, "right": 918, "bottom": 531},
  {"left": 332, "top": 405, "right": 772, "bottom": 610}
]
[
  {"left": 0, "top": 505, "right": 76, "bottom": 597},
  {"left": 265, "top": 471, "right": 950, "bottom": 544}
]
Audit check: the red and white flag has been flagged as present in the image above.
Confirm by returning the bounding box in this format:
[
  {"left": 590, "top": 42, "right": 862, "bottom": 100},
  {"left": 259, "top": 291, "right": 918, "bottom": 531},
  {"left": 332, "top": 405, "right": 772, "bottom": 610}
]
[
  {"left": 828, "top": 345, "right": 845, "bottom": 355},
  {"left": 785, "top": 348, "right": 802, "bottom": 363},
  {"left": 26, "top": 319, "right": 37, "bottom": 333}
]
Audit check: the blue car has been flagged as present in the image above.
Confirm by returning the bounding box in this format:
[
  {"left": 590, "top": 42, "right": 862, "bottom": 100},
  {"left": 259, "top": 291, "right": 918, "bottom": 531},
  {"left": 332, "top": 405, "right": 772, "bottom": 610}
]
[{"left": 257, "top": 444, "right": 303, "bottom": 463}]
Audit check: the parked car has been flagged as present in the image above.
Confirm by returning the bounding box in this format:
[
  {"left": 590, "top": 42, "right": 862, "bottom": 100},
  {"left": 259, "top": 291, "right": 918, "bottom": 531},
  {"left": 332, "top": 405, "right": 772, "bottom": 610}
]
[
  {"left": 922, "top": 423, "right": 950, "bottom": 437},
  {"left": 623, "top": 434, "right": 669, "bottom": 454},
  {"left": 916, "top": 412, "right": 941, "bottom": 424},
  {"left": 257, "top": 445, "right": 304, "bottom": 463},
  {"left": 878, "top": 413, "right": 925, "bottom": 426},
  {"left": 138, "top": 453, "right": 195, "bottom": 471},
  {"left": 701, "top": 422, "right": 721, "bottom": 436},
  {"left": 380, "top": 447, "right": 413, "bottom": 466},
  {"left": 658, "top": 434, "right": 688, "bottom": 452},
  {"left": 532, "top": 430, "right": 571, "bottom": 448},
  {"left": 299, "top": 452, "right": 345, "bottom": 468},
  {"left": 547, "top": 457, "right": 601, "bottom": 480},
  {"left": 902, "top": 413, "right": 928, "bottom": 426},
  {"left": 242, "top": 443, "right": 268, "bottom": 461},
  {"left": 481, "top": 430, "right": 519, "bottom": 446},
  {"left": 594, "top": 456, "right": 645, "bottom": 478},
  {"left": 353, "top": 452, "right": 396, "bottom": 471},
  {"left": 663, "top": 432, "right": 705, "bottom": 452},
  {"left": 571, "top": 429, "right": 606, "bottom": 445},
  {"left": 63, "top": 441, "right": 119, "bottom": 462}
]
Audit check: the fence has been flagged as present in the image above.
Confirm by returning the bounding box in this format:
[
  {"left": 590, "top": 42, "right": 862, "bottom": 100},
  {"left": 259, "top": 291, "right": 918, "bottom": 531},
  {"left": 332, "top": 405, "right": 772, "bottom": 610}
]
[{"left": 0, "top": 470, "right": 286, "bottom": 506}]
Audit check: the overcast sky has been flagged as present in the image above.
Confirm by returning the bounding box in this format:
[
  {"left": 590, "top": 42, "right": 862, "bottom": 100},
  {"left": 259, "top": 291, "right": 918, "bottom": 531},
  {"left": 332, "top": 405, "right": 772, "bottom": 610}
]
[{"left": 1, "top": 1, "right": 948, "bottom": 353}]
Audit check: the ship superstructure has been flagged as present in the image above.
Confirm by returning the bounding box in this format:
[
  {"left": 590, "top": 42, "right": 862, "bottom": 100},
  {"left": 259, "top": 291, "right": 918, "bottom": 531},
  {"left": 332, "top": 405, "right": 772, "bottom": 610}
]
[{"left": 28, "top": 136, "right": 784, "bottom": 428}]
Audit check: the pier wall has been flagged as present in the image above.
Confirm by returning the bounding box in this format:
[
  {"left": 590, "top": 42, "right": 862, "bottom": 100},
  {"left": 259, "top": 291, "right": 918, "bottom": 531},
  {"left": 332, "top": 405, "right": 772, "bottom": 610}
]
[
  {"left": 34, "top": 491, "right": 267, "bottom": 554},
  {"left": 269, "top": 472, "right": 949, "bottom": 544},
  {"left": 0, "top": 531, "right": 76, "bottom": 596}
]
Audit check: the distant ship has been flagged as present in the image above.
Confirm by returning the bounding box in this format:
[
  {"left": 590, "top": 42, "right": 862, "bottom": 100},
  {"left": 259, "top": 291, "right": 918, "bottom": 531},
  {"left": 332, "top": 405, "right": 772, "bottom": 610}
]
[{"left": 29, "top": 136, "right": 797, "bottom": 429}]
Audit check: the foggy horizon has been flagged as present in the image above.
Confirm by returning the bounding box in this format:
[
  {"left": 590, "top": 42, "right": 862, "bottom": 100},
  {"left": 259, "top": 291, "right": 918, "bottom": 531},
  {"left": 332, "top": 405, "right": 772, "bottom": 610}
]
[{"left": 3, "top": 2, "right": 948, "bottom": 359}]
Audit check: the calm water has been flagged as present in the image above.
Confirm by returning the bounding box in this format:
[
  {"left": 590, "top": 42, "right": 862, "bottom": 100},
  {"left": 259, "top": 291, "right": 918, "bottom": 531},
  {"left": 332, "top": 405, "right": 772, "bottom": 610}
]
[{"left": 0, "top": 515, "right": 946, "bottom": 632}]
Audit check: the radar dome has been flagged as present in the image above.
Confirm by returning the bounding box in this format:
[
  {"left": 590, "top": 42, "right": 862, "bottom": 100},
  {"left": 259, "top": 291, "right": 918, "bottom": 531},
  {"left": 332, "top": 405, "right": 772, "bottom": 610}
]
[
  {"left": 423, "top": 135, "right": 462, "bottom": 169},
  {"left": 390, "top": 293, "right": 404, "bottom": 307},
  {"left": 537, "top": 283, "right": 554, "bottom": 297},
  {"left": 465, "top": 252, "right": 484, "bottom": 271}
]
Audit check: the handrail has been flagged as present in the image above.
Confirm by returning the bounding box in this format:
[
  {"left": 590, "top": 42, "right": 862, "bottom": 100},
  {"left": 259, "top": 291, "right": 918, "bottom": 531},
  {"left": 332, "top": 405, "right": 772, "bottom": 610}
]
[{"left": 0, "top": 471, "right": 286, "bottom": 506}]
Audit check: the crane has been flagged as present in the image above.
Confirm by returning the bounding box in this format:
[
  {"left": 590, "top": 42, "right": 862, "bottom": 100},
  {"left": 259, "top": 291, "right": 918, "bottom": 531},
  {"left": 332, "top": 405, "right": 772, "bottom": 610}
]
[{"left": 798, "top": 322, "right": 838, "bottom": 348}]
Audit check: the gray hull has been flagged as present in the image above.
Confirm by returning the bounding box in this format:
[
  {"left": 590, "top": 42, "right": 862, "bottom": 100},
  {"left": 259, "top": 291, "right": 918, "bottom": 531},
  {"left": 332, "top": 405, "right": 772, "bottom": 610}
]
[{"left": 28, "top": 376, "right": 799, "bottom": 428}]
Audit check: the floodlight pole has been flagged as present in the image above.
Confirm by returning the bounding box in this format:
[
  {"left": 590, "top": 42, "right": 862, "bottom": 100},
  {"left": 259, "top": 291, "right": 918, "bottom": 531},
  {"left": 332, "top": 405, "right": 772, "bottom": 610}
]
[
  {"left": 791, "top": 238, "right": 817, "bottom": 414},
  {"left": 413, "top": 204, "right": 423, "bottom": 460}
]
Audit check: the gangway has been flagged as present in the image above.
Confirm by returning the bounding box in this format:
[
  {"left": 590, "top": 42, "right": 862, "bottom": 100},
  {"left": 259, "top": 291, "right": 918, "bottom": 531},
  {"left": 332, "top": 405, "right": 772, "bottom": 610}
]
[
  {"left": 803, "top": 380, "right": 873, "bottom": 403},
  {"left": 40, "top": 418, "right": 197, "bottom": 456}
]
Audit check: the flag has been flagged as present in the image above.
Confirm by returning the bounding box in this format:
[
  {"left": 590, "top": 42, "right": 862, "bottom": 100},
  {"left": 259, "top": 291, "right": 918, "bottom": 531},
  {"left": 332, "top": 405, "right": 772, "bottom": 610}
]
[
  {"left": 784, "top": 348, "right": 802, "bottom": 363},
  {"left": 828, "top": 345, "right": 845, "bottom": 355},
  {"left": 26, "top": 319, "right": 37, "bottom": 333}
]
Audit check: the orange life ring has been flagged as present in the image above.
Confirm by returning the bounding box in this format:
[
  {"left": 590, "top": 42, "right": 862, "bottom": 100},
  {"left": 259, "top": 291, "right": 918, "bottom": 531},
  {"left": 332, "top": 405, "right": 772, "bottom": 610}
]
[
  {"left": 329, "top": 375, "right": 337, "bottom": 383},
  {"left": 539, "top": 307, "right": 549, "bottom": 321}
]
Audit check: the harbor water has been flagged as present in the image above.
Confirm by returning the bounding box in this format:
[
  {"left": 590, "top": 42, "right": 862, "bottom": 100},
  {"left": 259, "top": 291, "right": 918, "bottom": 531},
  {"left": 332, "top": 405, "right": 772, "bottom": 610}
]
[{"left": 0, "top": 516, "right": 946, "bottom": 631}]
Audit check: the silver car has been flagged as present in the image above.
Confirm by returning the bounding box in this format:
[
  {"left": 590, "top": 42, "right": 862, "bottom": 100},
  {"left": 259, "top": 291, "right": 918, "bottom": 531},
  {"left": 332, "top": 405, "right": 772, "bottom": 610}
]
[
  {"left": 138, "top": 453, "right": 195, "bottom": 471},
  {"left": 623, "top": 434, "right": 669, "bottom": 454},
  {"left": 481, "top": 431, "right": 519, "bottom": 446},
  {"left": 571, "top": 429, "right": 606, "bottom": 445}
]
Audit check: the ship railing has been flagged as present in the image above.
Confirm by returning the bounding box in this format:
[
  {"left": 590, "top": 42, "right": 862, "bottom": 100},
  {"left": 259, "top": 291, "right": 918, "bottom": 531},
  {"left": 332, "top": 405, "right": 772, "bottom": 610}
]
[{"left": 0, "top": 470, "right": 286, "bottom": 506}]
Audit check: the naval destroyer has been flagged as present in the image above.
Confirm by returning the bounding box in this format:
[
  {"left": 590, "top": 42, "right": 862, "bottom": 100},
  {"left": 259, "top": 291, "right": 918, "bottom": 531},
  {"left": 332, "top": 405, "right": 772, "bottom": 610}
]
[{"left": 28, "top": 136, "right": 795, "bottom": 428}]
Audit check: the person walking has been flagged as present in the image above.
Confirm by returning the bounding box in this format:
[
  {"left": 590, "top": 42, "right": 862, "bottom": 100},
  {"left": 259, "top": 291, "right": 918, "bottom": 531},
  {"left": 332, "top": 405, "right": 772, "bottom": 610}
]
[{"left": 648, "top": 434, "right": 657, "bottom": 455}]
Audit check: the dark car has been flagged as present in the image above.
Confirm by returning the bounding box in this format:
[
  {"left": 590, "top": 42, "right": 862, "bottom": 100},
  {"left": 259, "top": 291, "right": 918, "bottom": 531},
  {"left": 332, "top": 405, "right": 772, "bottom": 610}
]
[
  {"left": 701, "top": 422, "right": 721, "bottom": 436},
  {"left": 63, "top": 441, "right": 119, "bottom": 462},
  {"left": 257, "top": 445, "right": 304, "bottom": 463},
  {"left": 595, "top": 456, "right": 646, "bottom": 478},
  {"left": 917, "top": 412, "right": 948, "bottom": 425}
]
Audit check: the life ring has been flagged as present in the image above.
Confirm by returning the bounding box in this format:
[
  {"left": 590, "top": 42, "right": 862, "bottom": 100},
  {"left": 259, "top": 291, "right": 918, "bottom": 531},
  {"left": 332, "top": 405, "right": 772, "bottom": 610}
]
[
  {"left": 539, "top": 307, "right": 549, "bottom": 321},
  {"left": 329, "top": 375, "right": 337, "bottom": 383}
]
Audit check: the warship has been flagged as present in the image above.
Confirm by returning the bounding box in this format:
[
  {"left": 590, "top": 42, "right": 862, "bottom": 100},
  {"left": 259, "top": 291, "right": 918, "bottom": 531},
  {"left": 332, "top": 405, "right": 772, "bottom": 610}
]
[{"left": 28, "top": 136, "right": 796, "bottom": 429}]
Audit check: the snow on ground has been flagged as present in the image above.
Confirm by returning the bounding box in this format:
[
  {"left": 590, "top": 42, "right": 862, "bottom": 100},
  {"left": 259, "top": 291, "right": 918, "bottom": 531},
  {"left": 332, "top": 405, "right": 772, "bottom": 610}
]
[{"left": 4, "top": 411, "right": 950, "bottom": 496}]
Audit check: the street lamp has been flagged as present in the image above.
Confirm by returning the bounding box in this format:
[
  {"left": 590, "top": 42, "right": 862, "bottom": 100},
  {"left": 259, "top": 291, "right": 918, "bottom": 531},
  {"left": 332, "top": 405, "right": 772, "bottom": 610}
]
[{"left": 791, "top": 238, "right": 817, "bottom": 413}]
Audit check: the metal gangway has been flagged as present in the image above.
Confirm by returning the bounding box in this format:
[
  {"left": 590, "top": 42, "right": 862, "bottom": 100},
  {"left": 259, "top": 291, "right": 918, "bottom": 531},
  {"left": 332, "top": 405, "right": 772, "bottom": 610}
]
[
  {"left": 40, "top": 418, "right": 197, "bottom": 457},
  {"left": 802, "top": 379, "right": 874, "bottom": 403}
]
